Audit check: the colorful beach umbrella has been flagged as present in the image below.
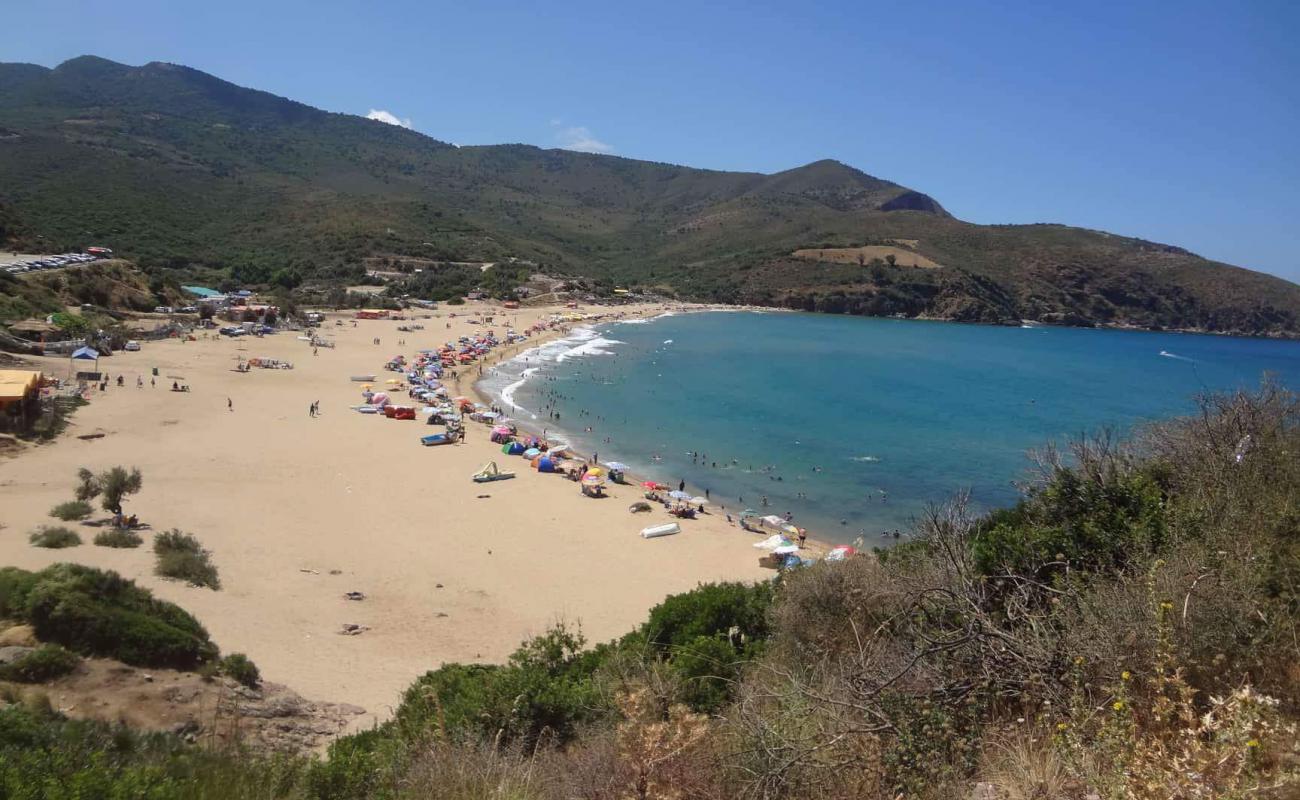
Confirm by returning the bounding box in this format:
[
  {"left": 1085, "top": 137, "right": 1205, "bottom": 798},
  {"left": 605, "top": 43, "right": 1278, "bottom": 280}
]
[{"left": 668, "top": 490, "right": 691, "bottom": 500}]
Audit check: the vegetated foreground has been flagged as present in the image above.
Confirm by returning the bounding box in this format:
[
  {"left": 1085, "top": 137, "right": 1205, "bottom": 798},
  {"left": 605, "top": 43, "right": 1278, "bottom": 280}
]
[
  {"left": 2, "top": 55, "right": 1299, "bottom": 336},
  {"left": 2, "top": 382, "right": 1297, "bottom": 798}
]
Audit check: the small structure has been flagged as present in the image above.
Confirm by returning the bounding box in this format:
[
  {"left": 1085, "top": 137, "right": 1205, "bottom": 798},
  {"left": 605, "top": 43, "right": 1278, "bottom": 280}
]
[
  {"left": 69, "top": 346, "right": 100, "bottom": 381},
  {"left": 0, "top": 369, "right": 43, "bottom": 432}
]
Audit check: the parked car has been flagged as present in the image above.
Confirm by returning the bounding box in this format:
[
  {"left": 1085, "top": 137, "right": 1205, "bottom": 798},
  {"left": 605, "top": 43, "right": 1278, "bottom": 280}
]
[
  {"left": 180, "top": 306, "right": 198, "bottom": 313},
  {"left": 123, "top": 341, "right": 141, "bottom": 351},
  {"left": 154, "top": 306, "right": 174, "bottom": 314}
]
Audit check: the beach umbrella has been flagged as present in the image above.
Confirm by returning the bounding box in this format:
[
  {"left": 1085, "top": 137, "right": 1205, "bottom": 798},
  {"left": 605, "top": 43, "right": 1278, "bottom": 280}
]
[
  {"left": 825, "top": 545, "right": 856, "bottom": 562},
  {"left": 690, "top": 496, "right": 708, "bottom": 505},
  {"left": 523, "top": 447, "right": 541, "bottom": 458},
  {"left": 582, "top": 473, "right": 605, "bottom": 486},
  {"left": 361, "top": 384, "right": 372, "bottom": 391},
  {"left": 605, "top": 462, "right": 629, "bottom": 471},
  {"left": 773, "top": 544, "right": 800, "bottom": 555},
  {"left": 642, "top": 481, "right": 665, "bottom": 490},
  {"left": 585, "top": 466, "right": 605, "bottom": 478},
  {"left": 668, "top": 490, "right": 691, "bottom": 500}
]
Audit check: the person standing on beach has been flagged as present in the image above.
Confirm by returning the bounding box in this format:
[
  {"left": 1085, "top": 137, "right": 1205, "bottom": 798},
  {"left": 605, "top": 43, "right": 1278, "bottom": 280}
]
[
  {"left": 228, "top": 397, "right": 233, "bottom": 412},
  {"left": 678, "top": 480, "right": 685, "bottom": 492}
]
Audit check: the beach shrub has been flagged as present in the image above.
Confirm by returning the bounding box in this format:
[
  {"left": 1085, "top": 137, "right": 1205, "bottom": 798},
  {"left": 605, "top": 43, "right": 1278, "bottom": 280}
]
[
  {"left": 972, "top": 464, "right": 1168, "bottom": 581},
  {"left": 48, "top": 499, "right": 93, "bottom": 521},
  {"left": 394, "top": 622, "right": 607, "bottom": 748},
  {"left": 629, "top": 580, "right": 774, "bottom": 713},
  {"left": 75, "top": 465, "right": 143, "bottom": 514},
  {"left": 153, "top": 529, "right": 221, "bottom": 590},
  {"left": 18, "top": 563, "right": 218, "bottom": 669},
  {"left": 94, "top": 528, "right": 143, "bottom": 548},
  {"left": 0, "top": 644, "right": 80, "bottom": 683},
  {"left": 0, "top": 567, "right": 40, "bottom": 617},
  {"left": 28, "top": 526, "right": 82, "bottom": 548},
  {"left": 220, "top": 652, "right": 260, "bottom": 688},
  {"left": 0, "top": 704, "right": 310, "bottom": 800}
]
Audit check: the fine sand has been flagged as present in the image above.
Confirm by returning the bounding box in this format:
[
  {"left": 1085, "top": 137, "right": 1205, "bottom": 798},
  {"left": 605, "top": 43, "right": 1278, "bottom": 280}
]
[{"left": 0, "top": 301, "right": 768, "bottom": 726}]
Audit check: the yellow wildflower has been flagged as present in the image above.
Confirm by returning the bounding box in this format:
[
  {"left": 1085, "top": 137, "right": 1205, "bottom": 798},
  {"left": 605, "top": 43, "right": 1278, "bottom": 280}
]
[{"left": 1112, "top": 701, "right": 1125, "bottom": 711}]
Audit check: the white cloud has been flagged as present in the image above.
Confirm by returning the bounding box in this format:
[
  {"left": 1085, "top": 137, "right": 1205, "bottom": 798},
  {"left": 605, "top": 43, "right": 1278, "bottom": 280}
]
[
  {"left": 553, "top": 123, "right": 614, "bottom": 154},
  {"left": 366, "top": 109, "right": 412, "bottom": 129}
]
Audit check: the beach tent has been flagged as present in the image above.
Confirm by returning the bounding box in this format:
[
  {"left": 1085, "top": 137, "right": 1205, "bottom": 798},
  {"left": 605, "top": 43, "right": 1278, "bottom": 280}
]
[
  {"left": 503, "top": 441, "right": 526, "bottom": 455},
  {"left": 536, "top": 457, "right": 558, "bottom": 473},
  {"left": 70, "top": 346, "right": 99, "bottom": 362},
  {"left": 522, "top": 447, "right": 541, "bottom": 458}
]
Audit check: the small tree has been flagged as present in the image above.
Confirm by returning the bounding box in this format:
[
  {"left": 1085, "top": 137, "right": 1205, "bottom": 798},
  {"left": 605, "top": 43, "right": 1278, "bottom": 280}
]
[
  {"left": 75, "top": 466, "right": 143, "bottom": 515},
  {"left": 885, "top": 254, "right": 897, "bottom": 267}
]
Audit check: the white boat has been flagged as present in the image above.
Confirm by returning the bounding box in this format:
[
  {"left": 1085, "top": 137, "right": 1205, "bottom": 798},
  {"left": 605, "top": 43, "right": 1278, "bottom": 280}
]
[{"left": 640, "top": 522, "right": 681, "bottom": 539}]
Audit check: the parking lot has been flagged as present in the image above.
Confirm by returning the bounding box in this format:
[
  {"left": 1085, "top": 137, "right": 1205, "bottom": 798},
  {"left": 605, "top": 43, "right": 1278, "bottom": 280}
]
[{"left": 2, "top": 250, "right": 111, "bottom": 274}]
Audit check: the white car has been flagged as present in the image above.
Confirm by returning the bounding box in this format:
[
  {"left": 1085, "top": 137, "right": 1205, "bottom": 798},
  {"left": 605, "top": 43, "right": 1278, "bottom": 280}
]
[{"left": 123, "top": 341, "right": 141, "bottom": 352}]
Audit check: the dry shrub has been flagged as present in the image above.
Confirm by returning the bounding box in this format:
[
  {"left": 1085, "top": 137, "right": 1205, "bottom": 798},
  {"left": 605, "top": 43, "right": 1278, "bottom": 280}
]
[
  {"left": 1054, "top": 579, "right": 1300, "bottom": 800},
  {"left": 981, "top": 732, "right": 1072, "bottom": 800},
  {"left": 613, "top": 687, "right": 713, "bottom": 800}
]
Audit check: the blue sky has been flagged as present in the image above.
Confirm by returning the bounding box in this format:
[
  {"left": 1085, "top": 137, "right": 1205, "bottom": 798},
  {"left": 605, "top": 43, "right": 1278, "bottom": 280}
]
[{"left": 7, "top": 0, "right": 1299, "bottom": 282}]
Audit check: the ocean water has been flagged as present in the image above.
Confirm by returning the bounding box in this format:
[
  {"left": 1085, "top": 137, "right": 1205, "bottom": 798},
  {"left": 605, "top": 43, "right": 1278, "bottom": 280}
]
[{"left": 480, "top": 312, "right": 1300, "bottom": 545}]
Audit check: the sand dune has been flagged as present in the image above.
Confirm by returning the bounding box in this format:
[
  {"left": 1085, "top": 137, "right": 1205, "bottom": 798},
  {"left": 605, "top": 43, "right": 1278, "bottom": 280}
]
[{"left": 0, "top": 302, "right": 766, "bottom": 726}]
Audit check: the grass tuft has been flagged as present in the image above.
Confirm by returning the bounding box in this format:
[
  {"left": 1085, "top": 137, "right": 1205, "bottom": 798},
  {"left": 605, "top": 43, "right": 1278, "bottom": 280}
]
[
  {"left": 153, "top": 529, "right": 220, "bottom": 590},
  {"left": 28, "top": 526, "right": 82, "bottom": 549}
]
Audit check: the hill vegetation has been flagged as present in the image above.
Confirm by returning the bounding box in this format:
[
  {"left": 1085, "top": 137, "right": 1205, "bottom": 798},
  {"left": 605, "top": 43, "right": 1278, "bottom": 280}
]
[
  {"left": 1, "top": 384, "right": 1298, "bottom": 798},
  {"left": 1, "top": 56, "right": 1298, "bottom": 336}
]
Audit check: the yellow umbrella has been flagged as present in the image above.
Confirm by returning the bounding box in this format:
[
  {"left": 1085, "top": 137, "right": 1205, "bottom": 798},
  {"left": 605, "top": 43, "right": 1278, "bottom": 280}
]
[
  {"left": 361, "top": 384, "right": 373, "bottom": 390},
  {"left": 585, "top": 466, "right": 606, "bottom": 478}
]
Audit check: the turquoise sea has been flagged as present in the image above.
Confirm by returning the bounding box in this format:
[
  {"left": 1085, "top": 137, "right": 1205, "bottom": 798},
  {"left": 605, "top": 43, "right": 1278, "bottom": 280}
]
[{"left": 480, "top": 312, "right": 1300, "bottom": 545}]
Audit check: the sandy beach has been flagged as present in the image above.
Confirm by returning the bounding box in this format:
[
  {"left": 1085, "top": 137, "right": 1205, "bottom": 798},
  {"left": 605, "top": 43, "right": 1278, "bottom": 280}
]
[{"left": 0, "top": 301, "right": 768, "bottom": 725}]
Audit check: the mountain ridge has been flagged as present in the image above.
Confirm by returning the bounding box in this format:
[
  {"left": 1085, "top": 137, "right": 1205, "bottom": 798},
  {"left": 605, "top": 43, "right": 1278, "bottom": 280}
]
[{"left": 1, "top": 55, "right": 1297, "bottom": 337}]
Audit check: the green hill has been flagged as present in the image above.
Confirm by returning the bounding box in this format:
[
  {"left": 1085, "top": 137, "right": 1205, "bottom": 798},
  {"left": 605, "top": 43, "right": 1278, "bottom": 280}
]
[{"left": 2, "top": 55, "right": 1298, "bottom": 336}]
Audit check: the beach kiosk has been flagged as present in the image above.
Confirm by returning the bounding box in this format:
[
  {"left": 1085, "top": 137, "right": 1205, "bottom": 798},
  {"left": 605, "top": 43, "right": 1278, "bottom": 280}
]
[{"left": 69, "top": 346, "right": 100, "bottom": 382}]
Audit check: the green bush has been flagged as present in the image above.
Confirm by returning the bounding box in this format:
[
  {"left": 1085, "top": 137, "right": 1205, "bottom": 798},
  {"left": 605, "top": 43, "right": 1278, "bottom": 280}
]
[
  {"left": 153, "top": 530, "right": 220, "bottom": 590},
  {"left": 94, "top": 528, "right": 143, "bottom": 548},
  {"left": 972, "top": 467, "right": 1168, "bottom": 580},
  {"left": 0, "top": 704, "right": 309, "bottom": 799},
  {"left": 0, "top": 644, "right": 80, "bottom": 683},
  {"left": 395, "top": 623, "right": 606, "bottom": 748},
  {"left": 48, "top": 500, "right": 94, "bottom": 521},
  {"left": 28, "top": 526, "right": 82, "bottom": 549},
  {"left": 16, "top": 564, "right": 218, "bottom": 669},
  {"left": 0, "top": 567, "right": 40, "bottom": 618},
  {"left": 220, "top": 652, "right": 260, "bottom": 688}
]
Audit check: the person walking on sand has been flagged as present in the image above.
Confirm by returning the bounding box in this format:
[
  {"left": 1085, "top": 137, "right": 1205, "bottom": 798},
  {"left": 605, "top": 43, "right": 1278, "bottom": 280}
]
[
  {"left": 227, "top": 397, "right": 233, "bottom": 412},
  {"left": 678, "top": 479, "right": 685, "bottom": 492},
  {"left": 309, "top": 402, "right": 315, "bottom": 418}
]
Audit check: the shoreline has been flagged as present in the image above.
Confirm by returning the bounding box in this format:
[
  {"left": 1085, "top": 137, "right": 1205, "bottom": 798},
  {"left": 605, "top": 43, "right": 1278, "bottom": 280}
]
[{"left": 465, "top": 304, "right": 834, "bottom": 559}]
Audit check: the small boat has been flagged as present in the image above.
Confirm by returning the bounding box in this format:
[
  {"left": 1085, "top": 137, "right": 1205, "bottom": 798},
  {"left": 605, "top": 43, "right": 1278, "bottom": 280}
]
[
  {"left": 421, "top": 432, "right": 458, "bottom": 446},
  {"left": 640, "top": 522, "right": 681, "bottom": 539},
  {"left": 472, "top": 462, "right": 516, "bottom": 482}
]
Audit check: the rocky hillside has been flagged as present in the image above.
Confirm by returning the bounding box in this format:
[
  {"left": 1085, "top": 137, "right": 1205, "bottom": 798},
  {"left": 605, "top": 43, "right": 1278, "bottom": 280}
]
[{"left": 1, "top": 56, "right": 1298, "bottom": 336}]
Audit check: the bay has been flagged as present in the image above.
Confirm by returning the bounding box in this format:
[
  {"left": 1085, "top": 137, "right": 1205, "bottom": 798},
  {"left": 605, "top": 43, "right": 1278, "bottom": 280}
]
[{"left": 480, "top": 311, "right": 1300, "bottom": 545}]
